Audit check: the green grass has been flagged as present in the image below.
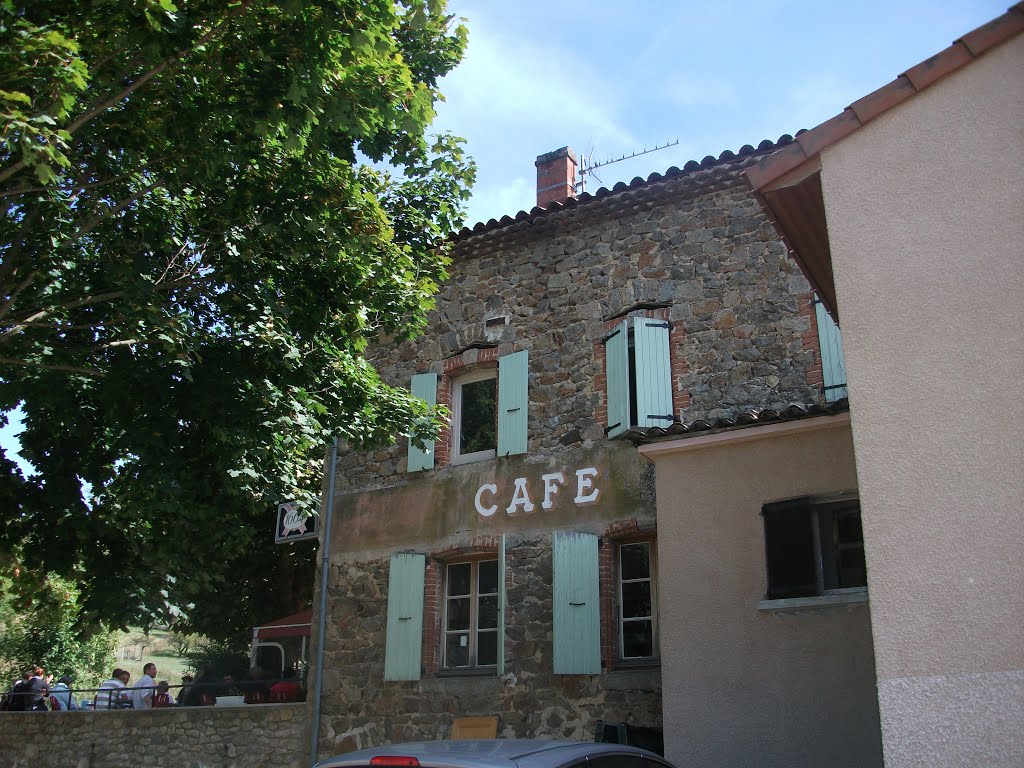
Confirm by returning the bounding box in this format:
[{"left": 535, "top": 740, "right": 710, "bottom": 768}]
[{"left": 112, "top": 628, "right": 194, "bottom": 687}]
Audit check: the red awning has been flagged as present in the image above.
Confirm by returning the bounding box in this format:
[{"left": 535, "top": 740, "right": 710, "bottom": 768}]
[{"left": 252, "top": 610, "right": 312, "bottom": 640}]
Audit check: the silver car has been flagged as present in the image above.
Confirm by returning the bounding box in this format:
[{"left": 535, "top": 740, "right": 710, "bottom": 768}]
[{"left": 314, "top": 739, "right": 676, "bottom": 768}]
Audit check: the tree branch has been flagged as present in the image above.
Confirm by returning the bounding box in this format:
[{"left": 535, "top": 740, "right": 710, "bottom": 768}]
[
  {"left": 0, "top": 274, "right": 213, "bottom": 341},
  {"left": 0, "top": 356, "right": 101, "bottom": 376},
  {"left": 74, "top": 181, "right": 160, "bottom": 240},
  {"left": 0, "top": 9, "right": 242, "bottom": 187},
  {"left": 0, "top": 271, "right": 36, "bottom": 322}
]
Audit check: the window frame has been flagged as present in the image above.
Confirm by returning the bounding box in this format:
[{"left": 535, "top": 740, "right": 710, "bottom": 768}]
[
  {"left": 761, "top": 493, "right": 867, "bottom": 606},
  {"left": 441, "top": 554, "right": 500, "bottom": 672},
  {"left": 450, "top": 368, "right": 498, "bottom": 465},
  {"left": 617, "top": 540, "right": 659, "bottom": 662}
]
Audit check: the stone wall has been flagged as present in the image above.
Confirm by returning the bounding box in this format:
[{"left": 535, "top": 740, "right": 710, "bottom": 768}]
[
  {"left": 318, "top": 534, "right": 661, "bottom": 757},
  {"left": 334, "top": 175, "right": 821, "bottom": 490},
  {"left": 0, "top": 704, "right": 306, "bottom": 768}
]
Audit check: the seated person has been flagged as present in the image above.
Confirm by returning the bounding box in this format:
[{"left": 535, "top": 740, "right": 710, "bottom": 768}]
[
  {"left": 268, "top": 667, "right": 302, "bottom": 702},
  {"left": 152, "top": 680, "right": 173, "bottom": 707},
  {"left": 239, "top": 666, "right": 271, "bottom": 704}
]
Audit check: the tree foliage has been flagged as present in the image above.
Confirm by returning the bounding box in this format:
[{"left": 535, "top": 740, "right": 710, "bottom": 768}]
[
  {"left": 0, "top": 1, "right": 473, "bottom": 636},
  {"left": 0, "top": 572, "right": 117, "bottom": 687}
]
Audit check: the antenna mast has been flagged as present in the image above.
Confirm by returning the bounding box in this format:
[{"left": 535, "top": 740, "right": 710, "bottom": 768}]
[{"left": 577, "top": 139, "right": 679, "bottom": 194}]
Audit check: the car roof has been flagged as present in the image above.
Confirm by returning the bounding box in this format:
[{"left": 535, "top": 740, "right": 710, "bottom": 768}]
[{"left": 315, "top": 739, "right": 666, "bottom": 768}]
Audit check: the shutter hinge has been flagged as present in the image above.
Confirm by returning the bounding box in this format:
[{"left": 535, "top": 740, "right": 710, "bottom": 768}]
[
  {"left": 646, "top": 415, "right": 674, "bottom": 421},
  {"left": 604, "top": 422, "right": 622, "bottom": 434},
  {"left": 643, "top": 320, "right": 670, "bottom": 329},
  {"left": 601, "top": 327, "right": 622, "bottom": 344}
]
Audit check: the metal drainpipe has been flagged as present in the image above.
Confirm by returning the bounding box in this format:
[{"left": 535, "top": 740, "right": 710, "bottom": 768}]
[{"left": 310, "top": 437, "right": 338, "bottom": 767}]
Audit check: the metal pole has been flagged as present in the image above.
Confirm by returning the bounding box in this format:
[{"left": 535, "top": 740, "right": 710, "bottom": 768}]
[{"left": 310, "top": 437, "right": 339, "bottom": 767}]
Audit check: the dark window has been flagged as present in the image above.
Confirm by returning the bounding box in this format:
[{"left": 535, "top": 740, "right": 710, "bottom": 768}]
[
  {"left": 618, "top": 541, "right": 657, "bottom": 659},
  {"left": 762, "top": 495, "right": 866, "bottom": 599},
  {"left": 452, "top": 370, "right": 496, "bottom": 462},
  {"left": 443, "top": 557, "right": 498, "bottom": 669}
]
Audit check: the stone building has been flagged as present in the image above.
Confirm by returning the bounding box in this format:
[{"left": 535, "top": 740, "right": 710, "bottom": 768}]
[{"left": 312, "top": 138, "right": 867, "bottom": 760}]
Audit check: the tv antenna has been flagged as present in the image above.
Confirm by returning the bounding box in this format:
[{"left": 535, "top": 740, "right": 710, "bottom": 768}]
[{"left": 577, "top": 139, "right": 679, "bottom": 194}]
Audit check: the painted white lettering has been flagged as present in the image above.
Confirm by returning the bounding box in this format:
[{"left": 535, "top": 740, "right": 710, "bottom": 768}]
[
  {"left": 505, "top": 477, "right": 536, "bottom": 515},
  {"left": 475, "top": 483, "right": 498, "bottom": 517},
  {"left": 574, "top": 467, "right": 600, "bottom": 505},
  {"left": 541, "top": 472, "right": 565, "bottom": 510}
]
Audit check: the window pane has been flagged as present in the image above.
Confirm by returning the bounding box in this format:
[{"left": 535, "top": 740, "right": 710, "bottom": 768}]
[
  {"left": 478, "top": 560, "right": 498, "bottom": 594},
  {"left": 446, "top": 597, "right": 470, "bottom": 631},
  {"left": 621, "top": 581, "right": 651, "bottom": 619},
  {"left": 445, "top": 633, "right": 469, "bottom": 667},
  {"left": 460, "top": 378, "right": 496, "bottom": 454},
  {"left": 478, "top": 595, "right": 498, "bottom": 629},
  {"left": 622, "top": 619, "right": 653, "bottom": 658},
  {"left": 763, "top": 501, "right": 817, "bottom": 598},
  {"left": 839, "top": 546, "right": 867, "bottom": 588},
  {"left": 837, "top": 511, "right": 863, "bottom": 545},
  {"left": 620, "top": 543, "right": 650, "bottom": 580},
  {"left": 477, "top": 630, "right": 497, "bottom": 666},
  {"left": 447, "top": 563, "right": 471, "bottom": 597}
]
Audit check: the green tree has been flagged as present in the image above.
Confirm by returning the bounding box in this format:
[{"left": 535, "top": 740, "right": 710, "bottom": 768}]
[
  {"left": 0, "top": 573, "right": 116, "bottom": 688},
  {"left": 0, "top": 1, "right": 472, "bottom": 636}
]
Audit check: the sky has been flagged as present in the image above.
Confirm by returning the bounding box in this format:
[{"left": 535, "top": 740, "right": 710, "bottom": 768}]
[
  {"left": 433, "top": 0, "right": 1010, "bottom": 228},
  {"left": 0, "top": 0, "right": 1011, "bottom": 469}
]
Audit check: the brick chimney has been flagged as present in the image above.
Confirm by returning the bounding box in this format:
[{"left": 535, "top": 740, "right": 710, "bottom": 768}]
[{"left": 535, "top": 146, "right": 577, "bottom": 208}]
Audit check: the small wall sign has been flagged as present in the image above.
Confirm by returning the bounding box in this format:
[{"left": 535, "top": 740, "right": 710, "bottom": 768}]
[{"left": 275, "top": 502, "right": 319, "bottom": 543}]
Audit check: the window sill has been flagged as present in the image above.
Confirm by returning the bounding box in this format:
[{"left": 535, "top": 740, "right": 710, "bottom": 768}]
[
  {"left": 610, "top": 658, "right": 660, "bottom": 671},
  {"left": 758, "top": 589, "right": 868, "bottom": 612},
  {"left": 450, "top": 450, "right": 496, "bottom": 466},
  {"left": 435, "top": 668, "right": 497, "bottom": 679}
]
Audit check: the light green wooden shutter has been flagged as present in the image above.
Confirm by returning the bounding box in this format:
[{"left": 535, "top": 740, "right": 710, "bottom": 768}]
[
  {"left": 384, "top": 553, "right": 425, "bottom": 681},
  {"left": 552, "top": 531, "right": 601, "bottom": 674},
  {"left": 814, "top": 298, "right": 848, "bottom": 402},
  {"left": 407, "top": 373, "right": 437, "bottom": 472},
  {"left": 604, "top": 320, "right": 630, "bottom": 438},
  {"left": 633, "top": 317, "right": 673, "bottom": 428},
  {"left": 497, "top": 350, "right": 528, "bottom": 456},
  {"left": 497, "top": 534, "right": 506, "bottom": 677}
]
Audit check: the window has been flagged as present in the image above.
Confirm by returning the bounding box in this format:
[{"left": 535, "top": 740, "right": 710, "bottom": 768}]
[
  {"left": 618, "top": 541, "right": 657, "bottom": 659},
  {"left": 814, "top": 295, "right": 848, "bottom": 402},
  {"left": 406, "top": 350, "right": 528, "bottom": 473},
  {"left": 604, "top": 317, "right": 672, "bottom": 438},
  {"left": 451, "top": 369, "right": 497, "bottom": 463},
  {"left": 443, "top": 557, "right": 499, "bottom": 669},
  {"left": 762, "top": 494, "right": 866, "bottom": 600}
]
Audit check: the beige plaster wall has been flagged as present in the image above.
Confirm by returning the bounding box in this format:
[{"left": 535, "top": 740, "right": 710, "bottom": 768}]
[
  {"left": 818, "top": 34, "right": 1024, "bottom": 768},
  {"left": 645, "top": 417, "right": 882, "bottom": 768}
]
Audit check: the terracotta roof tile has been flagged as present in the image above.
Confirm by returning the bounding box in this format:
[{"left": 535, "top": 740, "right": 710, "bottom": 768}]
[
  {"left": 902, "top": 41, "right": 973, "bottom": 91},
  {"left": 848, "top": 75, "right": 917, "bottom": 125},
  {"left": 450, "top": 135, "right": 798, "bottom": 255},
  {"left": 795, "top": 109, "right": 862, "bottom": 160},
  {"left": 958, "top": 3, "right": 1024, "bottom": 56}
]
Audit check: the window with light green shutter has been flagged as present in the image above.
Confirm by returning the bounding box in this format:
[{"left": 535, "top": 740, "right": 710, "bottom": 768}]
[
  {"left": 497, "top": 350, "right": 528, "bottom": 456},
  {"left": 407, "top": 373, "right": 437, "bottom": 472},
  {"left": 384, "top": 553, "right": 425, "bottom": 681},
  {"left": 633, "top": 317, "right": 673, "bottom": 428},
  {"left": 604, "top": 320, "right": 630, "bottom": 438},
  {"left": 552, "top": 531, "right": 601, "bottom": 674},
  {"left": 604, "top": 317, "right": 673, "bottom": 437},
  {"left": 814, "top": 297, "right": 848, "bottom": 402}
]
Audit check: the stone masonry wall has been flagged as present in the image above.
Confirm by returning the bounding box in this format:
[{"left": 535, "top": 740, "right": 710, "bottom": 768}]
[
  {"left": 333, "top": 176, "right": 820, "bottom": 492},
  {"left": 0, "top": 704, "right": 306, "bottom": 768},
  {"left": 317, "top": 535, "right": 661, "bottom": 758}
]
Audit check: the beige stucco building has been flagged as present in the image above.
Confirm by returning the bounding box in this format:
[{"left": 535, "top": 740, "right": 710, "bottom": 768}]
[
  {"left": 639, "top": 414, "right": 882, "bottom": 768},
  {"left": 746, "top": 7, "right": 1024, "bottom": 766}
]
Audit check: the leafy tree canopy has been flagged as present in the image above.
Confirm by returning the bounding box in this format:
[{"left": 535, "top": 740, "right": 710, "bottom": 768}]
[{"left": 0, "top": 0, "right": 473, "bottom": 637}]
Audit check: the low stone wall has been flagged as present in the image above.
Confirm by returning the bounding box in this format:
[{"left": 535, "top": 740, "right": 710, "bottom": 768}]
[{"left": 0, "top": 703, "right": 307, "bottom": 768}]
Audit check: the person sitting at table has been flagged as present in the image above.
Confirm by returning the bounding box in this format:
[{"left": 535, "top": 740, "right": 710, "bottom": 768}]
[{"left": 269, "top": 666, "right": 302, "bottom": 703}]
